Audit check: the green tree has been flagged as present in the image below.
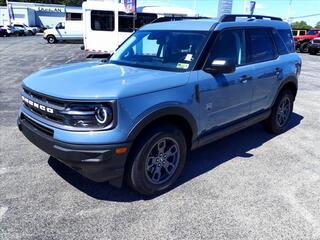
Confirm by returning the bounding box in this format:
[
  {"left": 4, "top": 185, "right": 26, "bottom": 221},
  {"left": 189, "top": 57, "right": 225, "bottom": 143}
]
[
  {"left": 315, "top": 21, "right": 320, "bottom": 28},
  {"left": 291, "top": 21, "right": 313, "bottom": 30},
  {"left": 0, "top": 0, "right": 6, "bottom": 6}
]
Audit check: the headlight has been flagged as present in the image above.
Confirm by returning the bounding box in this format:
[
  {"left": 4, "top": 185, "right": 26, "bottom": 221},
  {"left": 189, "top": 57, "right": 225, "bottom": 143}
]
[
  {"left": 60, "top": 102, "right": 115, "bottom": 130},
  {"left": 95, "top": 106, "right": 112, "bottom": 124}
]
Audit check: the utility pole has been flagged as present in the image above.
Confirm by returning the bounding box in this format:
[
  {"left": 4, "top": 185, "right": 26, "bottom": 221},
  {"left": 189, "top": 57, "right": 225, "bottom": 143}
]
[{"left": 287, "top": 0, "right": 293, "bottom": 23}]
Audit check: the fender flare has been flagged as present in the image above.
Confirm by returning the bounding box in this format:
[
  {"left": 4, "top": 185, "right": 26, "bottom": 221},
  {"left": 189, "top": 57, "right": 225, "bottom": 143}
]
[
  {"left": 127, "top": 106, "right": 198, "bottom": 142},
  {"left": 272, "top": 75, "right": 298, "bottom": 106}
]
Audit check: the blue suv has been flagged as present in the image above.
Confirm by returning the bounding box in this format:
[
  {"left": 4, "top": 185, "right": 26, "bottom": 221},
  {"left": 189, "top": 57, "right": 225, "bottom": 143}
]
[{"left": 18, "top": 15, "right": 301, "bottom": 195}]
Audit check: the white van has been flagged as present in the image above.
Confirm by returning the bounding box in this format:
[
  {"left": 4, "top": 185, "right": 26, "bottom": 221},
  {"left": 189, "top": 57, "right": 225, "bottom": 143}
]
[
  {"left": 43, "top": 11, "right": 83, "bottom": 44},
  {"left": 82, "top": 0, "right": 196, "bottom": 54}
]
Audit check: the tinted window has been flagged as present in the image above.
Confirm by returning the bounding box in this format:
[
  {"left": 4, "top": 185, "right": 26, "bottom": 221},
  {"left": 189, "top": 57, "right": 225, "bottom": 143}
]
[
  {"left": 135, "top": 13, "right": 157, "bottom": 29},
  {"left": 292, "top": 30, "right": 297, "bottom": 36},
  {"left": 66, "top": 13, "right": 82, "bottom": 21},
  {"left": 272, "top": 29, "right": 289, "bottom": 55},
  {"left": 300, "top": 31, "right": 306, "bottom": 36},
  {"left": 119, "top": 12, "right": 134, "bottom": 32},
  {"left": 247, "top": 28, "right": 275, "bottom": 63},
  {"left": 278, "top": 29, "right": 295, "bottom": 53},
  {"left": 91, "top": 11, "right": 114, "bottom": 31},
  {"left": 207, "top": 29, "right": 246, "bottom": 66}
]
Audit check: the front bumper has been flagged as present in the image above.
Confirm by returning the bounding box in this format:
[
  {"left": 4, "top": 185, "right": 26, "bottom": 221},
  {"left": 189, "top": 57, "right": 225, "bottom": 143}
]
[{"left": 17, "top": 113, "right": 131, "bottom": 187}]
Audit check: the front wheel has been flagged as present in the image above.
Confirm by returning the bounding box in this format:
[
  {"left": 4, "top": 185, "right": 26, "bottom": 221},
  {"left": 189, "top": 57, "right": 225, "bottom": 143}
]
[
  {"left": 264, "top": 90, "right": 294, "bottom": 134},
  {"left": 127, "top": 125, "right": 187, "bottom": 195},
  {"left": 47, "top": 35, "right": 56, "bottom": 44}
]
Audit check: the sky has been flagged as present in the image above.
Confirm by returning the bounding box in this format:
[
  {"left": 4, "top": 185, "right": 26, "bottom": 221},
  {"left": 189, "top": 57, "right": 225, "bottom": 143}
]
[{"left": 137, "top": 0, "right": 320, "bottom": 26}]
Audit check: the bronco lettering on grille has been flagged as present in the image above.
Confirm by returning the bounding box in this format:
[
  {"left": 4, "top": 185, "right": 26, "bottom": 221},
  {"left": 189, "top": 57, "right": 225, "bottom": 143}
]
[{"left": 22, "top": 95, "right": 54, "bottom": 114}]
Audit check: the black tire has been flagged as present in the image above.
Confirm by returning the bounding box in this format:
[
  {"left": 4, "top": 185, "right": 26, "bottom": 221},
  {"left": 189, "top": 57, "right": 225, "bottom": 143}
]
[
  {"left": 47, "top": 35, "right": 56, "bottom": 44},
  {"left": 299, "top": 42, "right": 310, "bottom": 53},
  {"left": 127, "top": 124, "right": 187, "bottom": 195},
  {"left": 264, "top": 90, "right": 294, "bottom": 134},
  {"left": 27, "top": 30, "right": 33, "bottom": 36},
  {"left": 309, "top": 50, "right": 317, "bottom": 55}
]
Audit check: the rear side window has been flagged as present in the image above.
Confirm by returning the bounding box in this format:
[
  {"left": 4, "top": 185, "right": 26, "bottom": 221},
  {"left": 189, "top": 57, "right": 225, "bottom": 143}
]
[
  {"left": 91, "top": 11, "right": 114, "bottom": 31},
  {"left": 246, "top": 28, "right": 276, "bottom": 63},
  {"left": 207, "top": 29, "right": 246, "bottom": 66},
  {"left": 272, "top": 29, "right": 289, "bottom": 55},
  {"left": 278, "top": 29, "right": 295, "bottom": 53}
]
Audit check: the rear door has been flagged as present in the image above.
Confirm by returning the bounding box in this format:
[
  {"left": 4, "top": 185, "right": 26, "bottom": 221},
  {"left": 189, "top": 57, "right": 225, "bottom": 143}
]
[{"left": 245, "top": 28, "right": 282, "bottom": 113}]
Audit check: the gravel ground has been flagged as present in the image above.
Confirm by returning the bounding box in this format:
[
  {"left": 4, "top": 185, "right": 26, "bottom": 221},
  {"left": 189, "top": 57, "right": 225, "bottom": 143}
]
[{"left": 0, "top": 36, "right": 320, "bottom": 240}]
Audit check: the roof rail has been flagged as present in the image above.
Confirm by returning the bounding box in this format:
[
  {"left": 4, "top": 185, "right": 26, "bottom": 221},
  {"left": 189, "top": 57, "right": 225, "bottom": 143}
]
[{"left": 219, "top": 14, "right": 283, "bottom": 22}]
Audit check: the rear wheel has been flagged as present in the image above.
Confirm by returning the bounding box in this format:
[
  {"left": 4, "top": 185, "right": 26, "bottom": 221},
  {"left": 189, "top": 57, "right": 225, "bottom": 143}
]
[
  {"left": 47, "top": 35, "right": 56, "bottom": 44},
  {"left": 264, "top": 90, "right": 294, "bottom": 134},
  {"left": 127, "top": 124, "right": 187, "bottom": 195},
  {"left": 299, "top": 42, "right": 310, "bottom": 53}
]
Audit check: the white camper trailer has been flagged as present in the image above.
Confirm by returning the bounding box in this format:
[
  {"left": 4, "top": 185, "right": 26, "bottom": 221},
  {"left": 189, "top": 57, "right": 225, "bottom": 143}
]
[{"left": 82, "top": 0, "right": 196, "bottom": 54}]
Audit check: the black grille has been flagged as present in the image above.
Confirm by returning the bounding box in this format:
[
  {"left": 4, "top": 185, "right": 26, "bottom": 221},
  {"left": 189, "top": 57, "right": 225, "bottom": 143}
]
[{"left": 21, "top": 113, "right": 54, "bottom": 137}]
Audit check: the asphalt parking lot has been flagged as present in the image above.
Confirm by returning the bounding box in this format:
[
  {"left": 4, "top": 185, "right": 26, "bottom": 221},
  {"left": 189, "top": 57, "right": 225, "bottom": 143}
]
[{"left": 0, "top": 35, "right": 320, "bottom": 240}]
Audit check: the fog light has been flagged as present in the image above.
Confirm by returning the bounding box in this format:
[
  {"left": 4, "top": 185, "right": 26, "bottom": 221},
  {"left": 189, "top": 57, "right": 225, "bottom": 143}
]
[{"left": 95, "top": 106, "right": 112, "bottom": 124}]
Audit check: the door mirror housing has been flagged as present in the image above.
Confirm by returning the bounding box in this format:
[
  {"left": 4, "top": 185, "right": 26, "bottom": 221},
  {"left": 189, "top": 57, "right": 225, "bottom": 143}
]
[{"left": 204, "top": 58, "right": 236, "bottom": 74}]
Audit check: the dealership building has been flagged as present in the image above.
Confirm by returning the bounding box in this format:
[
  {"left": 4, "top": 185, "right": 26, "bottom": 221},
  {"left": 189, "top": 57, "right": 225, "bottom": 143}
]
[{"left": 0, "top": 2, "right": 81, "bottom": 27}]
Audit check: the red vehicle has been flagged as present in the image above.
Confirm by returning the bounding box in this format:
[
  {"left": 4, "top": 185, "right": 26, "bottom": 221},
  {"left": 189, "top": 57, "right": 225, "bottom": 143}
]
[{"left": 294, "top": 29, "right": 320, "bottom": 53}]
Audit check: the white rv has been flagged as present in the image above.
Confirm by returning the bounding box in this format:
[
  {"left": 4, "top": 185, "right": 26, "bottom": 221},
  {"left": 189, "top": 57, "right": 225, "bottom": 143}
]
[{"left": 82, "top": 0, "right": 196, "bottom": 54}]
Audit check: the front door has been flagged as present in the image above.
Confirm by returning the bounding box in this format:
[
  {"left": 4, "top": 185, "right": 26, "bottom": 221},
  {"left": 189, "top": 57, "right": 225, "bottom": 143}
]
[{"left": 198, "top": 29, "right": 254, "bottom": 133}]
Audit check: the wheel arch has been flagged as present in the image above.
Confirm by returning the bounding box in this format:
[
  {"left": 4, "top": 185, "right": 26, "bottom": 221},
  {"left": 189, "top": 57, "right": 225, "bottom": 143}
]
[
  {"left": 273, "top": 76, "right": 298, "bottom": 106},
  {"left": 127, "top": 107, "right": 198, "bottom": 150}
]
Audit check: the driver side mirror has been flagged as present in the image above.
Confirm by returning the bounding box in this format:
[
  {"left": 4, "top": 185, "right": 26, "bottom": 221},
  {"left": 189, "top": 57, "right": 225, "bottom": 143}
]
[{"left": 204, "top": 58, "right": 236, "bottom": 74}]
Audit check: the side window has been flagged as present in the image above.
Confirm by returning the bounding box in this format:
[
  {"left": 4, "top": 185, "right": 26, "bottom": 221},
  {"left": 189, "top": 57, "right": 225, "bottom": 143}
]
[
  {"left": 207, "top": 29, "right": 246, "bottom": 67},
  {"left": 292, "top": 30, "right": 297, "bottom": 36},
  {"left": 119, "top": 12, "right": 134, "bottom": 32},
  {"left": 66, "top": 13, "right": 82, "bottom": 21},
  {"left": 272, "top": 29, "right": 289, "bottom": 55},
  {"left": 300, "top": 31, "right": 306, "bottom": 36},
  {"left": 278, "top": 29, "right": 295, "bottom": 53},
  {"left": 91, "top": 11, "right": 114, "bottom": 31},
  {"left": 246, "top": 28, "right": 276, "bottom": 63},
  {"left": 135, "top": 13, "right": 158, "bottom": 29}
]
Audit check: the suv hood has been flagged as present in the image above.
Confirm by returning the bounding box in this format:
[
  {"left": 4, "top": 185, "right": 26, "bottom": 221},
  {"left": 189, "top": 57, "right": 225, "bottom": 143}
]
[{"left": 22, "top": 61, "right": 190, "bottom": 100}]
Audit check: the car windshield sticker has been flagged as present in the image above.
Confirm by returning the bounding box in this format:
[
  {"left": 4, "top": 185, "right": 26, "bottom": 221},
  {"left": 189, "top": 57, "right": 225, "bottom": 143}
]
[
  {"left": 176, "top": 63, "right": 189, "bottom": 69},
  {"left": 184, "top": 54, "right": 193, "bottom": 61}
]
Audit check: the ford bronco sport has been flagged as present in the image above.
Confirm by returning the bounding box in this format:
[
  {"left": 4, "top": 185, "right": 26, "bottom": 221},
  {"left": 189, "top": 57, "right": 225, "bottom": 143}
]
[{"left": 18, "top": 14, "right": 301, "bottom": 195}]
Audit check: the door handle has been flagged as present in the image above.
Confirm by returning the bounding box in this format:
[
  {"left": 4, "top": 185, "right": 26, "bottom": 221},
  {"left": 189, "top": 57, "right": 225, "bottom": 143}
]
[{"left": 239, "top": 75, "right": 252, "bottom": 83}]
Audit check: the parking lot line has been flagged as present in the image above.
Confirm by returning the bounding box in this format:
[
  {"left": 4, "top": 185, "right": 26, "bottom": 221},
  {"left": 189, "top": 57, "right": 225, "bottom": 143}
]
[{"left": 0, "top": 206, "right": 8, "bottom": 222}]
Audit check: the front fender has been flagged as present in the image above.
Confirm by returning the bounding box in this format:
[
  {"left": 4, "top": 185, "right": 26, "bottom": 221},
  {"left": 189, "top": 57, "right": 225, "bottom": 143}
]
[{"left": 127, "top": 106, "right": 198, "bottom": 142}]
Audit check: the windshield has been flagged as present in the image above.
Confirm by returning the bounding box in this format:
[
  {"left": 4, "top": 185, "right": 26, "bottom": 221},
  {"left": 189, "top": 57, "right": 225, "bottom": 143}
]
[{"left": 110, "top": 30, "right": 209, "bottom": 72}]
